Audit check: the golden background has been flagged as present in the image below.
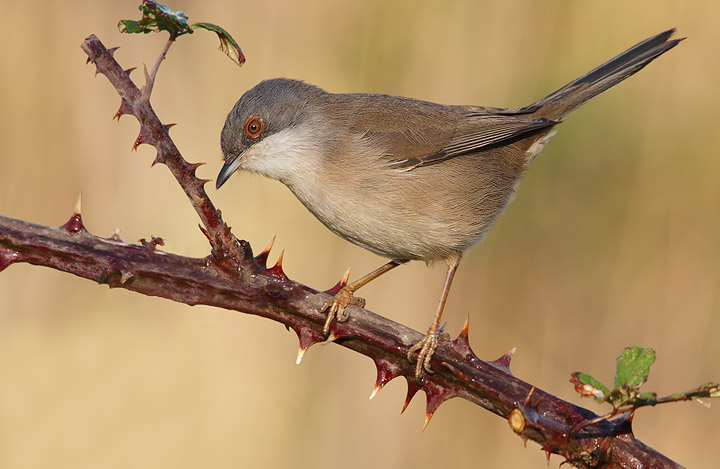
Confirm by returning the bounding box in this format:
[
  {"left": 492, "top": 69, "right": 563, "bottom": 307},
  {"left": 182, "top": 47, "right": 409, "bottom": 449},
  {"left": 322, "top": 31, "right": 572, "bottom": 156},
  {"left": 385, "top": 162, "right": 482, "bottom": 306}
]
[{"left": 1, "top": 1, "right": 718, "bottom": 467}]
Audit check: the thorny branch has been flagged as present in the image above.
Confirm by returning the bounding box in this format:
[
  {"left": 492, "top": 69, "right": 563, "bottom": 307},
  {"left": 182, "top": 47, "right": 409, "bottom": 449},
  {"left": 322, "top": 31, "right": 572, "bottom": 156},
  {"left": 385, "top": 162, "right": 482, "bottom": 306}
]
[{"left": 0, "top": 34, "right": 687, "bottom": 468}]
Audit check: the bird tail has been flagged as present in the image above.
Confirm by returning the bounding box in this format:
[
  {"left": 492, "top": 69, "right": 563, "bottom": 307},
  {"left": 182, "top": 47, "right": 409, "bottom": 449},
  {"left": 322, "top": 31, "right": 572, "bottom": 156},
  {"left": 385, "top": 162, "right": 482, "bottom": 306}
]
[{"left": 530, "top": 29, "right": 683, "bottom": 120}]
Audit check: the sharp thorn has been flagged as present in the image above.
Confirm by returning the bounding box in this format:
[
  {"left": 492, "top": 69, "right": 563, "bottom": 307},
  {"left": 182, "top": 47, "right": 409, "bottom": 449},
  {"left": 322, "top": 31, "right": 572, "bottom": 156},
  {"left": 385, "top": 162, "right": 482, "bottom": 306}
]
[
  {"left": 124, "top": 67, "right": 137, "bottom": 76},
  {"left": 198, "top": 224, "right": 211, "bottom": 241},
  {"left": 402, "top": 381, "right": 421, "bottom": 414},
  {"left": 108, "top": 228, "right": 122, "bottom": 241},
  {"left": 369, "top": 385, "right": 380, "bottom": 400},
  {"left": 255, "top": 235, "right": 276, "bottom": 267},
  {"left": 422, "top": 412, "right": 433, "bottom": 432},
  {"left": 460, "top": 314, "right": 470, "bottom": 337},
  {"left": 296, "top": 346, "right": 306, "bottom": 365},
  {"left": 523, "top": 386, "right": 537, "bottom": 407},
  {"left": 120, "top": 271, "right": 134, "bottom": 284},
  {"left": 264, "top": 235, "right": 276, "bottom": 254},
  {"left": 60, "top": 193, "right": 86, "bottom": 233},
  {"left": 74, "top": 192, "right": 83, "bottom": 216},
  {"left": 266, "top": 248, "right": 288, "bottom": 279},
  {"left": 322, "top": 331, "right": 337, "bottom": 344},
  {"left": 274, "top": 249, "right": 285, "bottom": 269},
  {"left": 340, "top": 266, "right": 351, "bottom": 287},
  {"left": 107, "top": 46, "right": 119, "bottom": 57}
]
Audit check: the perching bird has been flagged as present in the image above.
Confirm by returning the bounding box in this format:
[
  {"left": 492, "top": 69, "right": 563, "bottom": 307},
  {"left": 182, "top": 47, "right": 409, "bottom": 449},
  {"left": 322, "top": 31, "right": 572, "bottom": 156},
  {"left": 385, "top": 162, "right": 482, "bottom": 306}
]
[{"left": 216, "top": 29, "right": 682, "bottom": 377}]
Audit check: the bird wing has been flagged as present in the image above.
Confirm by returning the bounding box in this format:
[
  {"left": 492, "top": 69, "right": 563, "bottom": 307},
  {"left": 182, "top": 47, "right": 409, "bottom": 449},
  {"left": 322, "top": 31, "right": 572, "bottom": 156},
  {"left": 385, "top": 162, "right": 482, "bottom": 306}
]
[{"left": 386, "top": 113, "right": 558, "bottom": 171}]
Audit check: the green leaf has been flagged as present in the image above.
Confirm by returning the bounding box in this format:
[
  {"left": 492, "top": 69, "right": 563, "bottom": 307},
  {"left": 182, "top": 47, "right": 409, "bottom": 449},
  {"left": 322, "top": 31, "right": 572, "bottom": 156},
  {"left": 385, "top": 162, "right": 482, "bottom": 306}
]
[
  {"left": 192, "top": 22, "right": 246, "bottom": 66},
  {"left": 614, "top": 346, "right": 655, "bottom": 389},
  {"left": 118, "top": 0, "right": 193, "bottom": 38},
  {"left": 118, "top": 20, "right": 145, "bottom": 34},
  {"left": 570, "top": 372, "right": 611, "bottom": 401}
]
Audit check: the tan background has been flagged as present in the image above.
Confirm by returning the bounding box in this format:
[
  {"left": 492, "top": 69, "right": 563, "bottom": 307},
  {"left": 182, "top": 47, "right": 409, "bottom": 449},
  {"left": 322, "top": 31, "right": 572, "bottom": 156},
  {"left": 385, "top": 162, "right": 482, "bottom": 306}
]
[{"left": 1, "top": 1, "right": 719, "bottom": 467}]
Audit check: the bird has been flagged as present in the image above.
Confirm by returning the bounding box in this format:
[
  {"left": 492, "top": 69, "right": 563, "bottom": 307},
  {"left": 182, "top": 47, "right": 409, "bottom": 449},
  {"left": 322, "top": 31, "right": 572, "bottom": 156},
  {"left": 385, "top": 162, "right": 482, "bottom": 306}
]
[{"left": 215, "top": 29, "right": 682, "bottom": 378}]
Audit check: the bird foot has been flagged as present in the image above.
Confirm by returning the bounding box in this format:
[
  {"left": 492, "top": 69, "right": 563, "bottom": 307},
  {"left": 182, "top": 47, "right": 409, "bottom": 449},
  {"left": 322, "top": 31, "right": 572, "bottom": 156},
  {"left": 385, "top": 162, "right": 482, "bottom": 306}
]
[
  {"left": 320, "top": 286, "right": 366, "bottom": 336},
  {"left": 407, "top": 325, "right": 449, "bottom": 378}
]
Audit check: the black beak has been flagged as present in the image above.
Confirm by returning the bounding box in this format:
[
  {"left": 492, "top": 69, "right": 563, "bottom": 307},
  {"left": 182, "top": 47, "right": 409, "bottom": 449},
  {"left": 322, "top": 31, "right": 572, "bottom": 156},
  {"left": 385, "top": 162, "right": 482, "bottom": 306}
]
[{"left": 216, "top": 152, "right": 245, "bottom": 189}]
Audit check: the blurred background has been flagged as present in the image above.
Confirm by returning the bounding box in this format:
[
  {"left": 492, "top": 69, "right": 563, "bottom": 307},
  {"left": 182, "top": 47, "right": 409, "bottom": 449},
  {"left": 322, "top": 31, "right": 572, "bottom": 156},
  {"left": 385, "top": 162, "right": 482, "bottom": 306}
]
[{"left": 1, "top": 0, "right": 718, "bottom": 467}]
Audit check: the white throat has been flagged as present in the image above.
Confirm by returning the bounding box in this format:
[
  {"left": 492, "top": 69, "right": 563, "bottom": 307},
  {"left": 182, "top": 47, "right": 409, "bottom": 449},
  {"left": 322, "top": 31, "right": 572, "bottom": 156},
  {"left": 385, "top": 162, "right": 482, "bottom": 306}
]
[{"left": 240, "top": 125, "right": 324, "bottom": 185}]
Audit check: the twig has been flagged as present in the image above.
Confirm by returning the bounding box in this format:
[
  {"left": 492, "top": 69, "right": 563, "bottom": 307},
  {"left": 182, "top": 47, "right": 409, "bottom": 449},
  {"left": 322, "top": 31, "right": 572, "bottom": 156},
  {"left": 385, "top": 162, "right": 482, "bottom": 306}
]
[{"left": 141, "top": 36, "right": 174, "bottom": 101}]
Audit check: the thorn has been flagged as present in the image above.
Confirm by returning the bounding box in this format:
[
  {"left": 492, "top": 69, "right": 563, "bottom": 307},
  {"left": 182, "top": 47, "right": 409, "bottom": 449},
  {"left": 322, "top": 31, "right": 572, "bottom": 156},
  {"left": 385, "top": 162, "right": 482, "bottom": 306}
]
[
  {"left": 423, "top": 380, "right": 454, "bottom": 427},
  {"left": 266, "top": 248, "right": 288, "bottom": 280},
  {"left": 114, "top": 99, "right": 133, "bottom": 121},
  {"left": 85, "top": 56, "right": 93, "bottom": 65},
  {"left": 151, "top": 151, "right": 166, "bottom": 166},
  {"left": 0, "top": 252, "right": 19, "bottom": 272},
  {"left": 94, "top": 66, "right": 101, "bottom": 77},
  {"left": 132, "top": 132, "right": 144, "bottom": 151},
  {"left": 401, "top": 380, "right": 421, "bottom": 414},
  {"left": 139, "top": 236, "right": 164, "bottom": 251},
  {"left": 163, "top": 123, "right": 176, "bottom": 133},
  {"left": 490, "top": 346, "right": 517, "bottom": 372},
  {"left": 255, "top": 235, "right": 276, "bottom": 267},
  {"left": 562, "top": 403, "right": 575, "bottom": 427},
  {"left": 189, "top": 162, "right": 208, "bottom": 180},
  {"left": 108, "top": 228, "right": 122, "bottom": 241},
  {"left": 422, "top": 411, "right": 433, "bottom": 431},
  {"left": 197, "top": 178, "right": 212, "bottom": 186},
  {"left": 447, "top": 314, "right": 478, "bottom": 362},
  {"left": 340, "top": 266, "right": 351, "bottom": 287},
  {"left": 371, "top": 358, "right": 402, "bottom": 401},
  {"left": 544, "top": 447, "right": 552, "bottom": 464},
  {"left": 292, "top": 325, "right": 323, "bottom": 365},
  {"left": 74, "top": 192, "right": 83, "bottom": 216},
  {"left": 189, "top": 191, "right": 204, "bottom": 205},
  {"left": 107, "top": 46, "right": 119, "bottom": 57},
  {"left": 198, "top": 224, "right": 211, "bottom": 242},
  {"left": 124, "top": 66, "right": 137, "bottom": 76},
  {"left": 460, "top": 314, "right": 470, "bottom": 338},
  {"left": 296, "top": 346, "right": 306, "bottom": 365},
  {"left": 325, "top": 266, "right": 352, "bottom": 295},
  {"left": 61, "top": 193, "right": 86, "bottom": 233},
  {"left": 322, "top": 331, "right": 337, "bottom": 344},
  {"left": 120, "top": 270, "right": 134, "bottom": 284},
  {"left": 523, "top": 386, "right": 536, "bottom": 407},
  {"left": 274, "top": 249, "right": 284, "bottom": 269}
]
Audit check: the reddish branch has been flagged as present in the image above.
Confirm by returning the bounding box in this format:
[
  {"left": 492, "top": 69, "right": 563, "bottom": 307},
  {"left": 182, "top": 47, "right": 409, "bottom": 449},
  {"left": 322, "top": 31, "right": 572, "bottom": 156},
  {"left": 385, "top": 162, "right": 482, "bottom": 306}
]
[{"left": 0, "top": 34, "right": 684, "bottom": 468}]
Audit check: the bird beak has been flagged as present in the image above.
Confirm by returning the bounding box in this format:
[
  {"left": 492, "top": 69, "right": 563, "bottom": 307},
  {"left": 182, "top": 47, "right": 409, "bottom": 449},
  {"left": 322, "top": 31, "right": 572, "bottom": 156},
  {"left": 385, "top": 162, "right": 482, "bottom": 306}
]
[{"left": 216, "top": 151, "right": 247, "bottom": 189}]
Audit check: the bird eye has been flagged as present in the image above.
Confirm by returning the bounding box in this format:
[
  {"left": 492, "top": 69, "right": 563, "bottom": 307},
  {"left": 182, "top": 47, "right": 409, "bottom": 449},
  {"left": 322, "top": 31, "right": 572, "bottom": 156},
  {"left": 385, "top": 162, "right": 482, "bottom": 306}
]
[{"left": 244, "top": 116, "right": 264, "bottom": 138}]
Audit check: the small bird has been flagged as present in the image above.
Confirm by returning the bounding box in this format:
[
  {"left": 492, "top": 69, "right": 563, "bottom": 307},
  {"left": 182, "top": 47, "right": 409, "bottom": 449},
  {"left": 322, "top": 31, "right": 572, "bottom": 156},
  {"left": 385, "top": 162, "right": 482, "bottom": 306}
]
[{"left": 216, "top": 29, "right": 682, "bottom": 378}]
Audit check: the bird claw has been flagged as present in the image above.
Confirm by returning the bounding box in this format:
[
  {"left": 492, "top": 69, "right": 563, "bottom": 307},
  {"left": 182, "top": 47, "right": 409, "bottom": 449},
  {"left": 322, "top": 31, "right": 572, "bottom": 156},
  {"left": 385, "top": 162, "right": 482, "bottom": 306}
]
[
  {"left": 407, "top": 325, "right": 449, "bottom": 378},
  {"left": 320, "top": 286, "right": 366, "bottom": 336}
]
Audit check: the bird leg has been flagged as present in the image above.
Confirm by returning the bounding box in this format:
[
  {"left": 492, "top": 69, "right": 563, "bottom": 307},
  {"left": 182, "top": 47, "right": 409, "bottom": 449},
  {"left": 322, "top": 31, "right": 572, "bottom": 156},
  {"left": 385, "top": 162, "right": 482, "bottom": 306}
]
[
  {"left": 407, "top": 254, "right": 462, "bottom": 378},
  {"left": 321, "top": 260, "right": 404, "bottom": 336}
]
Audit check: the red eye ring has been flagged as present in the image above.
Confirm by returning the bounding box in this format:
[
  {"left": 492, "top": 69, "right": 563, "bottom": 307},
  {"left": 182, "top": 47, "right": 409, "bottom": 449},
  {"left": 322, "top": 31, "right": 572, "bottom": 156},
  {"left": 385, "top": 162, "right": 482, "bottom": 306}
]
[{"left": 244, "top": 116, "right": 264, "bottom": 138}]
